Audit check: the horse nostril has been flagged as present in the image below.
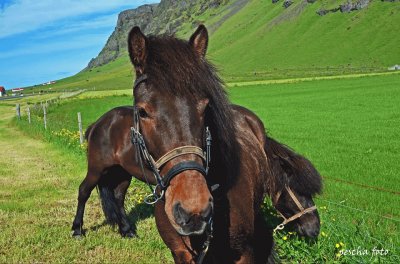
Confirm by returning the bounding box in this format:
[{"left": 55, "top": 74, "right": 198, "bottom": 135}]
[{"left": 173, "top": 203, "right": 190, "bottom": 226}]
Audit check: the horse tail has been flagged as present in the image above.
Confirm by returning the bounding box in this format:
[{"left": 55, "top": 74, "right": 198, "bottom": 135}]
[
  {"left": 264, "top": 135, "right": 322, "bottom": 196},
  {"left": 97, "top": 177, "right": 121, "bottom": 226}
]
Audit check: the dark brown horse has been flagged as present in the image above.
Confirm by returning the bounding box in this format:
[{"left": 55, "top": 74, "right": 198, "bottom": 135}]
[
  {"left": 74, "top": 104, "right": 322, "bottom": 237},
  {"left": 73, "top": 25, "right": 320, "bottom": 262},
  {"left": 72, "top": 25, "right": 273, "bottom": 263},
  {"left": 233, "top": 105, "right": 322, "bottom": 238}
]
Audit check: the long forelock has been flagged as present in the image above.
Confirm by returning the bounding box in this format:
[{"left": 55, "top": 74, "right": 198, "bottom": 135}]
[
  {"left": 145, "top": 36, "right": 220, "bottom": 100},
  {"left": 266, "top": 136, "right": 323, "bottom": 197},
  {"left": 144, "top": 35, "right": 240, "bottom": 182}
]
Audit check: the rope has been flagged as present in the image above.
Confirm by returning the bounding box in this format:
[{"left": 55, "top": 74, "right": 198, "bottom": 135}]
[
  {"left": 322, "top": 175, "right": 400, "bottom": 196},
  {"left": 316, "top": 197, "right": 400, "bottom": 223}
]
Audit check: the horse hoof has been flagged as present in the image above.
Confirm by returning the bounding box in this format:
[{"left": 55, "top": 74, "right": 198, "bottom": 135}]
[
  {"left": 72, "top": 230, "right": 85, "bottom": 238},
  {"left": 122, "top": 231, "right": 137, "bottom": 238}
]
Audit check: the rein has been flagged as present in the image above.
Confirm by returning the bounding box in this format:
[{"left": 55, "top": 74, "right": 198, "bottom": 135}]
[
  {"left": 273, "top": 185, "right": 317, "bottom": 233},
  {"left": 131, "top": 74, "right": 214, "bottom": 264}
]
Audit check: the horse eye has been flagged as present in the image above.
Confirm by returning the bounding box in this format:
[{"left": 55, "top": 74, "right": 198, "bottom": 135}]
[{"left": 138, "top": 108, "right": 149, "bottom": 119}]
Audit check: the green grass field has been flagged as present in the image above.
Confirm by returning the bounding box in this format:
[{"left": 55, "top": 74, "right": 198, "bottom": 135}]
[{"left": 3, "top": 73, "right": 399, "bottom": 263}]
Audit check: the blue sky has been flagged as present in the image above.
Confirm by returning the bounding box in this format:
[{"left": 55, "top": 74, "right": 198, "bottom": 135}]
[{"left": 0, "top": 0, "right": 158, "bottom": 89}]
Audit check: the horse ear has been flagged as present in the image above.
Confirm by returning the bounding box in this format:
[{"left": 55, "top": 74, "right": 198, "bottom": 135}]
[
  {"left": 189, "top": 25, "right": 208, "bottom": 58},
  {"left": 128, "top": 26, "right": 147, "bottom": 74}
]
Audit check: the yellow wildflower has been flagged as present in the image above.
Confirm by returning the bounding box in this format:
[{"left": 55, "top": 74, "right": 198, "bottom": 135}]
[{"left": 335, "top": 243, "right": 340, "bottom": 248}]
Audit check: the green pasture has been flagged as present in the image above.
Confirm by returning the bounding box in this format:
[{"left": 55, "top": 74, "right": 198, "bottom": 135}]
[
  {"left": 4, "top": 73, "right": 399, "bottom": 262},
  {"left": 209, "top": 0, "right": 400, "bottom": 81}
]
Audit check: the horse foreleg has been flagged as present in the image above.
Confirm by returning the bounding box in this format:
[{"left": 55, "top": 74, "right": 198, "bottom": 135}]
[{"left": 71, "top": 171, "right": 100, "bottom": 237}]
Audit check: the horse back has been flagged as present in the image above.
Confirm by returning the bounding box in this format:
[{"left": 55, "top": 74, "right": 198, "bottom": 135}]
[{"left": 85, "top": 106, "right": 135, "bottom": 173}]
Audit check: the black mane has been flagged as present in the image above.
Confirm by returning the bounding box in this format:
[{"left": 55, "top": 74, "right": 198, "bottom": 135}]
[
  {"left": 265, "top": 136, "right": 323, "bottom": 197},
  {"left": 140, "top": 35, "right": 239, "bottom": 184}
]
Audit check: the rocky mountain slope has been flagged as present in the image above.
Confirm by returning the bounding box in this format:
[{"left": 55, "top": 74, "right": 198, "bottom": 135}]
[{"left": 86, "top": 0, "right": 242, "bottom": 69}]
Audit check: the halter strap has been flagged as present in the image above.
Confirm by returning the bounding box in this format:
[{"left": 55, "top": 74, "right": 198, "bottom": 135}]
[
  {"left": 131, "top": 74, "right": 214, "bottom": 263},
  {"left": 131, "top": 93, "right": 212, "bottom": 204},
  {"left": 134, "top": 74, "right": 148, "bottom": 89},
  {"left": 273, "top": 185, "right": 317, "bottom": 233},
  {"left": 155, "top": 146, "right": 206, "bottom": 169},
  {"left": 285, "top": 185, "right": 305, "bottom": 211}
]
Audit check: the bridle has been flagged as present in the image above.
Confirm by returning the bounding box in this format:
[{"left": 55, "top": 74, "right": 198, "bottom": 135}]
[
  {"left": 273, "top": 185, "right": 317, "bottom": 233},
  {"left": 131, "top": 74, "right": 212, "bottom": 204},
  {"left": 131, "top": 74, "right": 214, "bottom": 264}
]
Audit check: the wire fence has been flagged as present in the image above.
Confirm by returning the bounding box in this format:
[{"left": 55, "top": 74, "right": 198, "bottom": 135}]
[
  {"left": 316, "top": 197, "right": 400, "bottom": 223},
  {"left": 14, "top": 89, "right": 87, "bottom": 153},
  {"left": 14, "top": 93, "right": 400, "bottom": 202}
]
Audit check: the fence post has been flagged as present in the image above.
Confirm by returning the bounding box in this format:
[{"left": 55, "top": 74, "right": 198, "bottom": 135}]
[
  {"left": 77, "top": 112, "right": 84, "bottom": 144},
  {"left": 43, "top": 104, "right": 47, "bottom": 130},
  {"left": 27, "top": 107, "right": 31, "bottom": 124},
  {"left": 16, "top": 104, "right": 21, "bottom": 120}
]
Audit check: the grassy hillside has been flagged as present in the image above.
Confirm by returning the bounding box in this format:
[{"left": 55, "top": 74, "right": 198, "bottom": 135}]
[
  {"left": 22, "top": 0, "right": 400, "bottom": 92},
  {"left": 9, "top": 73, "right": 400, "bottom": 262},
  {"left": 209, "top": 0, "right": 400, "bottom": 81}
]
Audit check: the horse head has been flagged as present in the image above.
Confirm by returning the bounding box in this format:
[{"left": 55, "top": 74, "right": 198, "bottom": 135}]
[
  {"left": 128, "top": 25, "right": 215, "bottom": 236},
  {"left": 273, "top": 185, "right": 320, "bottom": 238},
  {"left": 268, "top": 136, "right": 323, "bottom": 238}
]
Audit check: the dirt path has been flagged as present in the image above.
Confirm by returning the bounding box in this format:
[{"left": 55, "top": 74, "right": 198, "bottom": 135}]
[
  {"left": 0, "top": 105, "right": 171, "bottom": 263},
  {"left": 0, "top": 105, "right": 81, "bottom": 261},
  {"left": 0, "top": 106, "right": 68, "bottom": 188}
]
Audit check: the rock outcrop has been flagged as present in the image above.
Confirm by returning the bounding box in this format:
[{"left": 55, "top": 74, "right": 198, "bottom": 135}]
[
  {"left": 317, "top": 0, "right": 370, "bottom": 16},
  {"left": 87, "top": 5, "right": 156, "bottom": 68},
  {"left": 86, "top": 0, "right": 233, "bottom": 69},
  {"left": 283, "top": 0, "right": 294, "bottom": 8}
]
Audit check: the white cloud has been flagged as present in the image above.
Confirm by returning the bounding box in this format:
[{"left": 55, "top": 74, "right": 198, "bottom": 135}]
[
  {"left": 30, "top": 13, "right": 118, "bottom": 40},
  {"left": 0, "top": 0, "right": 156, "bottom": 38}
]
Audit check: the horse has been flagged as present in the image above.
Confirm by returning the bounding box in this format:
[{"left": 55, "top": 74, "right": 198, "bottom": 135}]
[
  {"left": 75, "top": 103, "right": 322, "bottom": 236},
  {"left": 72, "top": 25, "right": 274, "bottom": 263},
  {"left": 233, "top": 105, "right": 322, "bottom": 238}
]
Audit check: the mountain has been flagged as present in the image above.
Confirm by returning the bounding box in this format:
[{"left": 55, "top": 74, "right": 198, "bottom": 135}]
[
  {"left": 35, "top": 0, "right": 400, "bottom": 91},
  {"left": 86, "top": 4, "right": 157, "bottom": 68},
  {"left": 86, "top": 0, "right": 245, "bottom": 69}
]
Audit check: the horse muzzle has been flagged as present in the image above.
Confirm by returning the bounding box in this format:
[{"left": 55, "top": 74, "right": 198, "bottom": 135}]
[{"left": 173, "top": 201, "right": 213, "bottom": 236}]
